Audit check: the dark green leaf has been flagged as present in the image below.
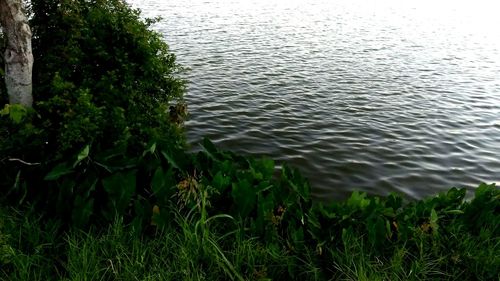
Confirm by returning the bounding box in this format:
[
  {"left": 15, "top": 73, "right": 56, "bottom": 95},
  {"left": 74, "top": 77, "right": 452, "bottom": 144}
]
[
  {"left": 201, "top": 137, "right": 219, "bottom": 160},
  {"left": 231, "top": 179, "right": 256, "bottom": 217},
  {"left": 259, "top": 158, "right": 275, "bottom": 179},
  {"left": 151, "top": 167, "right": 175, "bottom": 201},
  {"left": 161, "top": 149, "right": 187, "bottom": 170},
  {"left": 73, "top": 145, "right": 90, "bottom": 167},
  {"left": 367, "top": 216, "right": 387, "bottom": 248},
  {"left": 291, "top": 228, "right": 305, "bottom": 245},
  {"left": 72, "top": 196, "right": 94, "bottom": 227},
  {"left": 149, "top": 142, "right": 157, "bottom": 154},
  {"left": 282, "top": 165, "right": 311, "bottom": 200},
  {"left": 44, "top": 163, "right": 74, "bottom": 180},
  {"left": 347, "top": 191, "right": 370, "bottom": 210},
  {"left": 212, "top": 171, "right": 230, "bottom": 192},
  {"left": 102, "top": 170, "right": 137, "bottom": 215}
]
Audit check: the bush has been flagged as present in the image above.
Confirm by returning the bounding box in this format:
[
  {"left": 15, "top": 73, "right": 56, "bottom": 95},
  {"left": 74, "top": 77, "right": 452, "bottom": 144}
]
[
  {"left": 32, "top": 0, "right": 185, "bottom": 153},
  {"left": 1, "top": 0, "right": 186, "bottom": 200}
]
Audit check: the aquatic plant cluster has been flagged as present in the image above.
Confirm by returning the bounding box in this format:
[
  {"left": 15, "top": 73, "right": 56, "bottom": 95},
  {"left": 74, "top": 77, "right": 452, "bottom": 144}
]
[{"left": 0, "top": 0, "right": 498, "bottom": 280}]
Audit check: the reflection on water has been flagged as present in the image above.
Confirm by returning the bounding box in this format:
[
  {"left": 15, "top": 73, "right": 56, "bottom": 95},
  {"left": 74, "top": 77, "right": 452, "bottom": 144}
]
[{"left": 129, "top": 0, "right": 500, "bottom": 199}]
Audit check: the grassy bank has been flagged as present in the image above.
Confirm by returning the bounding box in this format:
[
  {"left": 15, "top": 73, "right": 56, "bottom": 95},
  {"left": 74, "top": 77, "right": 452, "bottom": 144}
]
[{"left": 1, "top": 181, "right": 499, "bottom": 280}]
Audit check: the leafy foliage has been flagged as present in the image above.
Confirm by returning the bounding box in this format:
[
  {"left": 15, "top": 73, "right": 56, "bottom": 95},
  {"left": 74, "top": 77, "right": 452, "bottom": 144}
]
[
  {"left": 32, "top": 0, "right": 185, "bottom": 152},
  {"left": 1, "top": 138, "right": 499, "bottom": 279},
  {"left": 1, "top": 0, "right": 186, "bottom": 200},
  {"left": 15, "top": 137, "right": 500, "bottom": 270}
]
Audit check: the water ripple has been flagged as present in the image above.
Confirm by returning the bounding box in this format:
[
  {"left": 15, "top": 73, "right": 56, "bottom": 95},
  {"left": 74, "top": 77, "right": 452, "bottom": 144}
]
[{"left": 129, "top": 0, "right": 500, "bottom": 200}]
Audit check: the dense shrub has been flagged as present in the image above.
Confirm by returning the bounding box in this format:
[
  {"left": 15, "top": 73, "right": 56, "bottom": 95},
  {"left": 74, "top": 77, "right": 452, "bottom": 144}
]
[
  {"left": 32, "top": 0, "right": 185, "bottom": 152},
  {"left": 0, "top": 0, "right": 186, "bottom": 199}
]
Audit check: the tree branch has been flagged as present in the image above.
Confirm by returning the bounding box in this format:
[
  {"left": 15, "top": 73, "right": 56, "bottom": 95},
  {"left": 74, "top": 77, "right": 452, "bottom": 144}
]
[{"left": 8, "top": 158, "right": 41, "bottom": 166}]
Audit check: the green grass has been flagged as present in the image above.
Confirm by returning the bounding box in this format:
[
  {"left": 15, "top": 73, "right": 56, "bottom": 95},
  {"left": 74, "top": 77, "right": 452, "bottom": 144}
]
[
  {"left": 1, "top": 198, "right": 498, "bottom": 281},
  {"left": 0, "top": 205, "right": 290, "bottom": 281}
]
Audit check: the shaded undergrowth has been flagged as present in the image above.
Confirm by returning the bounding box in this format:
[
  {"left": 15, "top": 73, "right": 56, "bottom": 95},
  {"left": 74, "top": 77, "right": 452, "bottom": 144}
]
[{"left": 0, "top": 140, "right": 498, "bottom": 280}]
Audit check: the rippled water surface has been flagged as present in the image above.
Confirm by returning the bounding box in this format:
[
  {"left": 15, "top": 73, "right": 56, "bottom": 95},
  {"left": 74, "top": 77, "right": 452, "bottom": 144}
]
[{"left": 129, "top": 0, "right": 500, "bottom": 199}]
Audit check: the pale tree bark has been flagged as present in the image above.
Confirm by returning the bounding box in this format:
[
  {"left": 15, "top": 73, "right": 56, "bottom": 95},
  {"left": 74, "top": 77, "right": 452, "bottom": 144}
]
[{"left": 0, "top": 0, "right": 33, "bottom": 107}]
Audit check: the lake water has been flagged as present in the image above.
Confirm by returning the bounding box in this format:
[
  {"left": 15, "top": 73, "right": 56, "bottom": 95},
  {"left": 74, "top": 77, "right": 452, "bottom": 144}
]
[{"left": 129, "top": 0, "right": 500, "bottom": 200}]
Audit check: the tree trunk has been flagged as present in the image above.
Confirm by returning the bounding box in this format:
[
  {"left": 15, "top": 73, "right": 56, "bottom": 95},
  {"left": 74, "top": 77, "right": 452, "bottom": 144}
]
[{"left": 0, "top": 0, "right": 33, "bottom": 107}]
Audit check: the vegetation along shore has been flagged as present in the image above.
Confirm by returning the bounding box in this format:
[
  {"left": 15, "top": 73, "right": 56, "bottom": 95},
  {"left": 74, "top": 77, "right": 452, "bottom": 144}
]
[{"left": 0, "top": 0, "right": 498, "bottom": 280}]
